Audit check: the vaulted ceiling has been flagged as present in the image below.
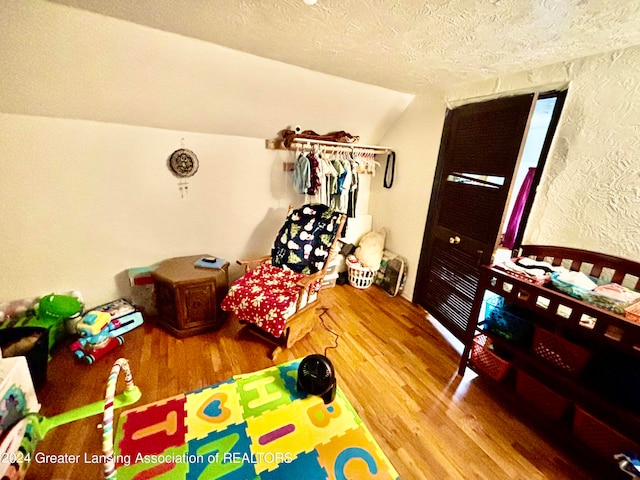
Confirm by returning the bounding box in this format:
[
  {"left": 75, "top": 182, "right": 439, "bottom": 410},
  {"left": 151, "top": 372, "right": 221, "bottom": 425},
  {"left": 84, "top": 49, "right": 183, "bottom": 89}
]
[{"left": 49, "top": 0, "right": 640, "bottom": 94}]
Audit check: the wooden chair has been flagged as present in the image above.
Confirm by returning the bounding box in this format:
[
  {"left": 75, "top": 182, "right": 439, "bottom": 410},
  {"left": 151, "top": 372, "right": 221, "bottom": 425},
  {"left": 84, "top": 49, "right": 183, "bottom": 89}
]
[{"left": 222, "top": 204, "right": 346, "bottom": 360}]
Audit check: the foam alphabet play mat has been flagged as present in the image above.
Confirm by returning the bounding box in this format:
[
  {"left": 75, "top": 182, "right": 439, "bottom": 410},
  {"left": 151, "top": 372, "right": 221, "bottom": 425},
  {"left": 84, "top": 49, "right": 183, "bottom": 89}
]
[{"left": 114, "top": 359, "right": 400, "bottom": 479}]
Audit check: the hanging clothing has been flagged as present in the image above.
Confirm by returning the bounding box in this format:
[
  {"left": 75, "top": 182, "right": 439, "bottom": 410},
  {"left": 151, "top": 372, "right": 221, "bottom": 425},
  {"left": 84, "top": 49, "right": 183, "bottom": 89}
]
[
  {"left": 330, "top": 159, "right": 346, "bottom": 211},
  {"left": 289, "top": 146, "right": 377, "bottom": 210},
  {"left": 338, "top": 157, "right": 352, "bottom": 213},
  {"left": 335, "top": 159, "right": 347, "bottom": 193},
  {"left": 321, "top": 156, "right": 337, "bottom": 206},
  {"left": 347, "top": 163, "right": 359, "bottom": 218},
  {"left": 306, "top": 152, "right": 321, "bottom": 195},
  {"left": 292, "top": 153, "right": 310, "bottom": 194},
  {"left": 503, "top": 167, "right": 536, "bottom": 249}
]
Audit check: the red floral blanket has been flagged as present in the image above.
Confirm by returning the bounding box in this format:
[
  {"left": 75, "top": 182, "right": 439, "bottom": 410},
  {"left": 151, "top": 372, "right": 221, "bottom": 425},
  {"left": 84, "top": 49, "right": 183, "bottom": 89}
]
[{"left": 221, "top": 263, "right": 305, "bottom": 338}]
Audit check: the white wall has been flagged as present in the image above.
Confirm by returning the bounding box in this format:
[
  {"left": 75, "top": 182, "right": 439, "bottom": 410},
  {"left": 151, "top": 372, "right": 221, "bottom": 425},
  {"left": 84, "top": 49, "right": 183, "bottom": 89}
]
[
  {"left": 0, "top": 114, "right": 285, "bottom": 306},
  {"left": 3, "top": 1, "right": 638, "bottom": 308},
  {"left": 0, "top": 1, "right": 413, "bottom": 143},
  {"left": 0, "top": 1, "right": 413, "bottom": 307},
  {"left": 374, "top": 45, "right": 640, "bottom": 300},
  {"left": 369, "top": 94, "right": 446, "bottom": 299},
  {"left": 448, "top": 46, "right": 640, "bottom": 260}
]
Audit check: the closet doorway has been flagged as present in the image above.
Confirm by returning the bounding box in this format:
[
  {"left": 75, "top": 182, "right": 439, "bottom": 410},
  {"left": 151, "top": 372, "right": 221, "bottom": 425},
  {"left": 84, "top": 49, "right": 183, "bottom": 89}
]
[{"left": 414, "top": 90, "right": 566, "bottom": 342}]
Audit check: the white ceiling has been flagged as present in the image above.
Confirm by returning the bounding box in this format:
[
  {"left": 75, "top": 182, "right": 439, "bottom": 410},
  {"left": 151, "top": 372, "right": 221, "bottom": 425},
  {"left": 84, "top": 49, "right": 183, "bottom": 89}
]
[{"left": 48, "top": 0, "right": 640, "bottom": 94}]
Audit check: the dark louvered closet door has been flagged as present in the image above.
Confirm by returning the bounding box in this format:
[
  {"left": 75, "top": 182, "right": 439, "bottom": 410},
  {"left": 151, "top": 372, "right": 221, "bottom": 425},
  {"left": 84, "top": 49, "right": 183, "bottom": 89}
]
[{"left": 415, "top": 94, "right": 536, "bottom": 341}]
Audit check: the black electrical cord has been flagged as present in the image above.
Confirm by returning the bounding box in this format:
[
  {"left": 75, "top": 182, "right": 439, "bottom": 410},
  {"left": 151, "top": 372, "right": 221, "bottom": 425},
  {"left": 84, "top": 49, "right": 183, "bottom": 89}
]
[
  {"left": 383, "top": 151, "right": 395, "bottom": 188},
  {"left": 319, "top": 308, "right": 339, "bottom": 357}
]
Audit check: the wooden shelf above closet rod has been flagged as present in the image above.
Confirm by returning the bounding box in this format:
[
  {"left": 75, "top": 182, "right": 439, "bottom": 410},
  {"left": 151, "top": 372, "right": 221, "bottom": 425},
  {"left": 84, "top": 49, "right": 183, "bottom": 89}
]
[{"left": 265, "top": 138, "right": 393, "bottom": 155}]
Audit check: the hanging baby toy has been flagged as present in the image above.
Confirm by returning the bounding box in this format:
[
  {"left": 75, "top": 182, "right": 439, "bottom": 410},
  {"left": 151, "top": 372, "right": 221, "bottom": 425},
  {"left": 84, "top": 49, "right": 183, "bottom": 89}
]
[
  {"left": 167, "top": 138, "right": 199, "bottom": 198},
  {"left": 0, "top": 356, "right": 141, "bottom": 479}
]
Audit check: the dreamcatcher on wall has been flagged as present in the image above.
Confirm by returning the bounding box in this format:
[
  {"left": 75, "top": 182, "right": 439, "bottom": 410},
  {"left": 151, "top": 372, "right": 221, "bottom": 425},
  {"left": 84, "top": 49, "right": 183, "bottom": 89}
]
[{"left": 167, "top": 138, "right": 199, "bottom": 198}]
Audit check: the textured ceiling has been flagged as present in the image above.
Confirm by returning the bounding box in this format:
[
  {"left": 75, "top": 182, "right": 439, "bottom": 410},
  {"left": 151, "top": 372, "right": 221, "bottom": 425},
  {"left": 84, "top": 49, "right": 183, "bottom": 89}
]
[{"left": 48, "top": 0, "right": 640, "bottom": 94}]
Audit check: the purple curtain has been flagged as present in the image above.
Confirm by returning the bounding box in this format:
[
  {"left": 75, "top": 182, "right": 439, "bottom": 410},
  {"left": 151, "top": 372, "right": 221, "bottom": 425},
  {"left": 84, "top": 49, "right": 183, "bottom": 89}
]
[{"left": 502, "top": 167, "right": 536, "bottom": 249}]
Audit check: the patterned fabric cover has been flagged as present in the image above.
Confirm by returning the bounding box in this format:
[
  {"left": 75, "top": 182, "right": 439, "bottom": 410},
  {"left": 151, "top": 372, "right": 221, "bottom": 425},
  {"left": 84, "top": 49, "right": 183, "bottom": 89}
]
[
  {"left": 221, "top": 263, "right": 307, "bottom": 338},
  {"left": 222, "top": 204, "right": 339, "bottom": 338},
  {"left": 272, "top": 204, "right": 339, "bottom": 275}
]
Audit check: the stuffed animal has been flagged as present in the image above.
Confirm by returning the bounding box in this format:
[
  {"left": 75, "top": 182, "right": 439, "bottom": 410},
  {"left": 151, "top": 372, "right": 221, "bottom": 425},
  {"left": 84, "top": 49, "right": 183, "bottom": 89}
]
[
  {"left": 34, "top": 294, "right": 83, "bottom": 351},
  {"left": 70, "top": 311, "right": 123, "bottom": 365},
  {"left": 354, "top": 229, "right": 386, "bottom": 270}
]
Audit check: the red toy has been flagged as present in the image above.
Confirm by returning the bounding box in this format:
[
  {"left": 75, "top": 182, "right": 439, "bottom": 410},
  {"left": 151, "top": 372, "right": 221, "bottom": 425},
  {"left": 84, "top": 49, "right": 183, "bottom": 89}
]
[{"left": 70, "top": 311, "right": 123, "bottom": 364}]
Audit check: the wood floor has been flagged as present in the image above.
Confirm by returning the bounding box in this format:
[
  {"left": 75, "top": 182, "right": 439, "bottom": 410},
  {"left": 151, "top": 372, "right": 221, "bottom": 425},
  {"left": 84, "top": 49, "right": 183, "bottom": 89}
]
[{"left": 28, "top": 284, "right": 618, "bottom": 479}]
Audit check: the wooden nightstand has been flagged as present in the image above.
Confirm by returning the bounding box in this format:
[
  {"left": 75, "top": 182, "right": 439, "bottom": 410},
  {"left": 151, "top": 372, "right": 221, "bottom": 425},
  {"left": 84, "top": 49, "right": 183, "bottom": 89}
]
[{"left": 152, "top": 254, "right": 229, "bottom": 338}]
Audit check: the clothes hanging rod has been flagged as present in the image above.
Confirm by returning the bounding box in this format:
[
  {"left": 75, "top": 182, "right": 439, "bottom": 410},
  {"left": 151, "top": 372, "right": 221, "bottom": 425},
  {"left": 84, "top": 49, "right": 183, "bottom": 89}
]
[{"left": 265, "top": 138, "right": 393, "bottom": 154}]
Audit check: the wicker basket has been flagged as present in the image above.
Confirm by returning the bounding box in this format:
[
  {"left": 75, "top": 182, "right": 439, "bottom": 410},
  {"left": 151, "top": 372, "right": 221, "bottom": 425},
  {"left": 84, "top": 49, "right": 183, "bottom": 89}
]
[
  {"left": 573, "top": 406, "right": 640, "bottom": 459},
  {"left": 470, "top": 334, "right": 511, "bottom": 382},
  {"left": 532, "top": 326, "right": 591, "bottom": 377},
  {"left": 516, "top": 370, "right": 571, "bottom": 421},
  {"left": 624, "top": 301, "right": 640, "bottom": 324},
  {"left": 348, "top": 263, "right": 376, "bottom": 289}
]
